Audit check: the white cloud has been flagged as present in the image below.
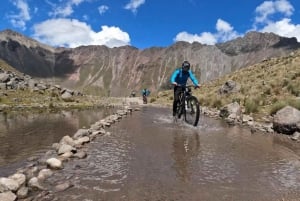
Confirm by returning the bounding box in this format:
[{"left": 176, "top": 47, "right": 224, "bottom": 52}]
[
  {"left": 215, "top": 19, "right": 239, "bottom": 42},
  {"left": 124, "top": 0, "right": 145, "bottom": 14},
  {"left": 174, "top": 32, "right": 216, "bottom": 45},
  {"left": 216, "top": 19, "right": 233, "bottom": 32},
  {"left": 50, "top": 5, "right": 73, "bottom": 17},
  {"left": 90, "top": 26, "right": 130, "bottom": 48},
  {"left": 175, "top": 0, "right": 300, "bottom": 45},
  {"left": 8, "top": 0, "right": 31, "bottom": 30},
  {"left": 32, "top": 18, "right": 130, "bottom": 48},
  {"left": 260, "top": 18, "right": 300, "bottom": 40},
  {"left": 83, "top": 14, "right": 89, "bottom": 21},
  {"left": 275, "top": 0, "right": 294, "bottom": 15},
  {"left": 255, "top": 0, "right": 294, "bottom": 24},
  {"left": 71, "top": 0, "right": 85, "bottom": 6},
  {"left": 253, "top": 0, "right": 300, "bottom": 42},
  {"left": 174, "top": 19, "right": 239, "bottom": 45},
  {"left": 98, "top": 5, "right": 109, "bottom": 15},
  {"left": 255, "top": 1, "right": 276, "bottom": 24},
  {"left": 49, "top": 0, "right": 86, "bottom": 17}
]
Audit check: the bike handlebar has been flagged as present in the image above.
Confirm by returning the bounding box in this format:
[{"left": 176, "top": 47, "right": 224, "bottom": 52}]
[{"left": 175, "top": 84, "right": 199, "bottom": 89}]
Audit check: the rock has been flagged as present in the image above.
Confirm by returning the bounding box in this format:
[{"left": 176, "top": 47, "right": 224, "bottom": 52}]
[
  {"left": 0, "top": 191, "right": 17, "bottom": 201},
  {"left": 0, "top": 83, "right": 7, "bottom": 89},
  {"left": 58, "top": 144, "right": 76, "bottom": 155},
  {"left": 61, "top": 91, "right": 74, "bottom": 102},
  {"left": 99, "top": 120, "right": 111, "bottom": 127},
  {"left": 37, "top": 169, "right": 53, "bottom": 181},
  {"left": 17, "top": 186, "right": 28, "bottom": 199},
  {"left": 219, "top": 80, "right": 240, "bottom": 94},
  {"left": 90, "top": 124, "right": 102, "bottom": 131},
  {"left": 291, "top": 132, "right": 300, "bottom": 141},
  {"left": 54, "top": 181, "right": 73, "bottom": 192},
  {"left": 273, "top": 106, "right": 300, "bottom": 134},
  {"left": 59, "top": 152, "right": 74, "bottom": 161},
  {"left": 0, "top": 73, "right": 10, "bottom": 82},
  {"left": 242, "top": 115, "right": 253, "bottom": 123},
  {"left": 72, "top": 151, "right": 87, "bottom": 159},
  {"left": 52, "top": 143, "right": 60, "bottom": 151},
  {"left": 74, "top": 136, "right": 90, "bottom": 146},
  {"left": 46, "top": 158, "right": 63, "bottom": 170},
  {"left": 8, "top": 173, "right": 26, "bottom": 186},
  {"left": 23, "top": 166, "right": 39, "bottom": 181},
  {"left": 28, "top": 177, "right": 45, "bottom": 191},
  {"left": 59, "top": 136, "right": 76, "bottom": 147},
  {"left": 73, "top": 129, "right": 89, "bottom": 139},
  {"left": 219, "top": 102, "right": 242, "bottom": 121},
  {"left": 0, "top": 178, "right": 19, "bottom": 192}
]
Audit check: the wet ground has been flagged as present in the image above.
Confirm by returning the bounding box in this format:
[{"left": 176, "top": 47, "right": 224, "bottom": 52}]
[{"left": 38, "top": 106, "right": 300, "bottom": 201}]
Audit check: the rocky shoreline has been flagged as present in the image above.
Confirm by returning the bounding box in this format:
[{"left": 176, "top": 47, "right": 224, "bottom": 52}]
[
  {"left": 0, "top": 105, "right": 140, "bottom": 201},
  {"left": 200, "top": 102, "right": 300, "bottom": 141}
]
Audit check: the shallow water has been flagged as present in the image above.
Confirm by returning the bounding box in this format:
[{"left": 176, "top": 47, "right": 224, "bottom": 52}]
[
  {"left": 42, "top": 106, "right": 300, "bottom": 201},
  {"left": 0, "top": 107, "right": 115, "bottom": 176}
]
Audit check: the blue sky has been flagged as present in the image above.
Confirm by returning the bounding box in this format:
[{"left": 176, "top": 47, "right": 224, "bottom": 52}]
[{"left": 1, "top": 0, "right": 300, "bottom": 49}]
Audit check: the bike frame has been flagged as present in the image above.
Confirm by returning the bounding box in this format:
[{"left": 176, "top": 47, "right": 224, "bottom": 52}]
[{"left": 177, "top": 85, "right": 193, "bottom": 118}]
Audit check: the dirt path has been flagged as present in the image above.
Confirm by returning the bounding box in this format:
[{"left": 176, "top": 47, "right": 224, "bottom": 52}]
[{"left": 123, "top": 96, "right": 144, "bottom": 105}]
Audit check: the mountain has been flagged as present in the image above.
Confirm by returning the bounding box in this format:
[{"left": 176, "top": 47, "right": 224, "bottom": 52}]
[{"left": 0, "top": 29, "right": 299, "bottom": 96}]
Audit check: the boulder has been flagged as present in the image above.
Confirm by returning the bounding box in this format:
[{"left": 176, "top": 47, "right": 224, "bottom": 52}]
[
  {"left": 0, "top": 191, "right": 17, "bottom": 201},
  {"left": 273, "top": 106, "right": 300, "bottom": 134},
  {"left": 219, "top": 80, "right": 240, "bottom": 94},
  {"left": 46, "top": 158, "right": 63, "bottom": 169},
  {"left": 219, "top": 102, "right": 243, "bottom": 121}
]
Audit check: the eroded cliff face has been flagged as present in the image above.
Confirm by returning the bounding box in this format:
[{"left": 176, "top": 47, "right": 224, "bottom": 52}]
[{"left": 0, "top": 29, "right": 299, "bottom": 96}]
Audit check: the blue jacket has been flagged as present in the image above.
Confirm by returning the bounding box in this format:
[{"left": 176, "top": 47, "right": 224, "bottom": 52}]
[
  {"left": 170, "top": 68, "right": 199, "bottom": 86},
  {"left": 142, "top": 89, "right": 150, "bottom": 96}
]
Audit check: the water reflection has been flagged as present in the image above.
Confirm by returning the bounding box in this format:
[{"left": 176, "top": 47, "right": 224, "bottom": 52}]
[
  {"left": 0, "top": 107, "right": 115, "bottom": 176},
  {"left": 171, "top": 129, "right": 200, "bottom": 182}
]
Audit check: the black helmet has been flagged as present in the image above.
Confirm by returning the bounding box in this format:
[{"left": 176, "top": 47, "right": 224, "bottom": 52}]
[{"left": 182, "top": 61, "right": 190, "bottom": 72}]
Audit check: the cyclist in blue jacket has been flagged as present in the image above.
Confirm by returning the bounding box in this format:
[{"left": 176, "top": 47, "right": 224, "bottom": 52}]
[{"left": 170, "top": 60, "right": 200, "bottom": 116}]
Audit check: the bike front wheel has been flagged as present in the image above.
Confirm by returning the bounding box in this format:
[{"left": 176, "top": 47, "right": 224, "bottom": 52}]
[{"left": 184, "top": 96, "right": 200, "bottom": 126}]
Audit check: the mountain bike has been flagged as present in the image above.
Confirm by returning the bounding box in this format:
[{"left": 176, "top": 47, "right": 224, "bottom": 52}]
[{"left": 174, "top": 85, "right": 200, "bottom": 126}]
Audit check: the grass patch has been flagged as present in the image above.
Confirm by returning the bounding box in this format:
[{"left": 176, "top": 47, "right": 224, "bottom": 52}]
[
  {"left": 269, "top": 101, "right": 287, "bottom": 115},
  {"left": 244, "top": 98, "right": 259, "bottom": 114}
]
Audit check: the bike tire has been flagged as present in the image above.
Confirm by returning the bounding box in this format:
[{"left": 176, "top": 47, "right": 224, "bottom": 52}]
[
  {"left": 175, "top": 94, "right": 184, "bottom": 119},
  {"left": 184, "top": 96, "right": 200, "bottom": 126},
  {"left": 176, "top": 101, "right": 182, "bottom": 118}
]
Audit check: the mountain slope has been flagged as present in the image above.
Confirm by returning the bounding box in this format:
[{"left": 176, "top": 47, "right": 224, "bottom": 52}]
[
  {"left": 154, "top": 49, "right": 300, "bottom": 121},
  {"left": 0, "top": 29, "right": 299, "bottom": 96}
]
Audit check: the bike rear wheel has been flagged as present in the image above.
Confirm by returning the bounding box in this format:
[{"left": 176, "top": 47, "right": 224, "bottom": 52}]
[{"left": 184, "top": 96, "right": 200, "bottom": 126}]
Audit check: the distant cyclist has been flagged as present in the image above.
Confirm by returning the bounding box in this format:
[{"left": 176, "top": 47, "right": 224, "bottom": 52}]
[
  {"left": 141, "top": 88, "right": 150, "bottom": 104},
  {"left": 170, "top": 61, "right": 200, "bottom": 116}
]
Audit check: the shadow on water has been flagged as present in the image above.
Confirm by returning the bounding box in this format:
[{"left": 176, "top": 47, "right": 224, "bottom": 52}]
[
  {"left": 41, "top": 106, "right": 300, "bottom": 201},
  {"left": 0, "top": 107, "right": 115, "bottom": 176}
]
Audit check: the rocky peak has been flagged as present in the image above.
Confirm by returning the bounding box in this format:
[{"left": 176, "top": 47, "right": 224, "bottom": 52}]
[
  {"left": 216, "top": 31, "right": 300, "bottom": 56},
  {"left": 0, "top": 29, "right": 54, "bottom": 51}
]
